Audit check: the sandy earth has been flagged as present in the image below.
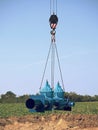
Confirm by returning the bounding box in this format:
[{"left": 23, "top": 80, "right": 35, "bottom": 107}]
[{"left": 0, "top": 114, "right": 98, "bottom": 130}]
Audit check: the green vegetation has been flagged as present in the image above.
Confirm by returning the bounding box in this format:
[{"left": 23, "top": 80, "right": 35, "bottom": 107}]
[
  {"left": 0, "top": 91, "right": 29, "bottom": 103},
  {"left": 0, "top": 103, "right": 30, "bottom": 117},
  {"left": 0, "top": 91, "right": 98, "bottom": 117},
  {"left": 72, "top": 102, "right": 98, "bottom": 114},
  {"left": 0, "top": 91, "right": 98, "bottom": 104},
  {"left": 0, "top": 102, "right": 98, "bottom": 118},
  {"left": 64, "top": 92, "right": 98, "bottom": 102}
]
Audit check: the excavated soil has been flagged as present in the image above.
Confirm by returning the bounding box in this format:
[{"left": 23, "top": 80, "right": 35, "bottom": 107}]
[{"left": 0, "top": 114, "right": 98, "bottom": 130}]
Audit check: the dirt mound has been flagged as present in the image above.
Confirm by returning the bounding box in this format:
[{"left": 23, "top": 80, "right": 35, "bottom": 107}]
[{"left": 0, "top": 114, "right": 98, "bottom": 130}]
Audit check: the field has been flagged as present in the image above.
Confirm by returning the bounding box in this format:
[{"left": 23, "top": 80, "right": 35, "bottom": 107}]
[
  {"left": 0, "top": 102, "right": 98, "bottom": 117},
  {"left": 0, "top": 102, "right": 98, "bottom": 130}
]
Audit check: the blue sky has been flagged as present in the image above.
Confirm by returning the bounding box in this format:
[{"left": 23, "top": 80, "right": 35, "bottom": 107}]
[{"left": 0, "top": 0, "right": 98, "bottom": 96}]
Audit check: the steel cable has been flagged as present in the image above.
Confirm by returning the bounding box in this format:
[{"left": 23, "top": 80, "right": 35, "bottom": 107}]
[{"left": 39, "top": 43, "right": 52, "bottom": 90}]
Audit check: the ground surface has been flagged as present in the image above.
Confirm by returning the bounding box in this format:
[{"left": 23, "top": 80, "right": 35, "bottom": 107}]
[{"left": 0, "top": 114, "right": 98, "bottom": 130}]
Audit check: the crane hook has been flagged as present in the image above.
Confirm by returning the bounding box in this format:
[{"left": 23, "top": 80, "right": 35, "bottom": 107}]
[{"left": 49, "top": 13, "right": 58, "bottom": 30}]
